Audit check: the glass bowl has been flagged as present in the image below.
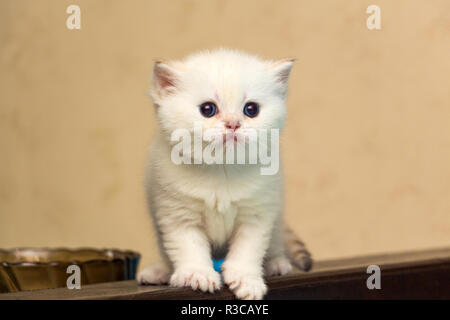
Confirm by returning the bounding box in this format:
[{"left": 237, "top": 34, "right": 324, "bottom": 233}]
[{"left": 0, "top": 248, "right": 140, "bottom": 293}]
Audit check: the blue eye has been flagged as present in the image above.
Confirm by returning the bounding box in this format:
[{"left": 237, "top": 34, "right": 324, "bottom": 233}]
[
  {"left": 243, "top": 102, "right": 259, "bottom": 118},
  {"left": 199, "top": 102, "right": 217, "bottom": 118}
]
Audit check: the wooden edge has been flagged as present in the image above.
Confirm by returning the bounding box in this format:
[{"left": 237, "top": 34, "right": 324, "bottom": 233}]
[{"left": 1, "top": 247, "right": 449, "bottom": 300}]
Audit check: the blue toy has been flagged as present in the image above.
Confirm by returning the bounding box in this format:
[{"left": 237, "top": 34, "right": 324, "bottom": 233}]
[{"left": 212, "top": 258, "right": 224, "bottom": 273}]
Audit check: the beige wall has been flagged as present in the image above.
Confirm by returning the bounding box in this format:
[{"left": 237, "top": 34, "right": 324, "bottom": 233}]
[{"left": 1, "top": 0, "right": 449, "bottom": 269}]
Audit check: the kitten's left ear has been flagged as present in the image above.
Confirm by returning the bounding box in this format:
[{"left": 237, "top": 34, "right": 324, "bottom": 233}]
[
  {"left": 150, "top": 60, "right": 184, "bottom": 102},
  {"left": 268, "top": 58, "right": 295, "bottom": 85}
]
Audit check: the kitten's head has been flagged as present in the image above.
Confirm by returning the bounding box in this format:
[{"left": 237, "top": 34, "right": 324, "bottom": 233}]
[{"left": 150, "top": 49, "right": 294, "bottom": 144}]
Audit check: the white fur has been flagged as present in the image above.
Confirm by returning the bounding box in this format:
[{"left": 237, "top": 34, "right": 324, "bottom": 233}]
[{"left": 138, "top": 49, "right": 294, "bottom": 300}]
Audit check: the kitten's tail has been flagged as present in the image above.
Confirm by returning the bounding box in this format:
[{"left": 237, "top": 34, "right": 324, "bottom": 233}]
[{"left": 284, "top": 226, "right": 313, "bottom": 271}]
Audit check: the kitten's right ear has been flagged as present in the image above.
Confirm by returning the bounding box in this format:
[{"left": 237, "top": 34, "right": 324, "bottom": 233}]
[
  {"left": 267, "top": 58, "right": 295, "bottom": 97},
  {"left": 150, "top": 60, "right": 182, "bottom": 101},
  {"left": 269, "top": 58, "right": 295, "bottom": 85}
]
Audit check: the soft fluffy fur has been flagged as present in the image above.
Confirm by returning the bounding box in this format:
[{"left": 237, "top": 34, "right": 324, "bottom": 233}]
[{"left": 138, "top": 49, "right": 311, "bottom": 300}]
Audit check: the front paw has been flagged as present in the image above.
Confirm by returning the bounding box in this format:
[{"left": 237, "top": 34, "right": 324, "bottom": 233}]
[
  {"left": 170, "top": 266, "right": 222, "bottom": 293},
  {"left": 222, "top": 262, "right": 267, "bottom": 300}
]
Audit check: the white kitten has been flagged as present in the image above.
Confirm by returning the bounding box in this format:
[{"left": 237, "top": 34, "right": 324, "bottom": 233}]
[{"left": 138, "top": 49, "right": 312, "bottom": 300}]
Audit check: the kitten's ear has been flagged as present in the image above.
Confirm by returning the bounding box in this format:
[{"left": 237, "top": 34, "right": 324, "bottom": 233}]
[
  {"left": 269, "top": 58, "right": 295, "bottom": 85},
  {"left": 150, "top": 60, "right": 183, "bottom": 101}
]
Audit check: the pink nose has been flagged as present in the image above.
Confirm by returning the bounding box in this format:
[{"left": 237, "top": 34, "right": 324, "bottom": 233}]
[{"left": 225, "top": 120, "right": 241, "bottom": 131}]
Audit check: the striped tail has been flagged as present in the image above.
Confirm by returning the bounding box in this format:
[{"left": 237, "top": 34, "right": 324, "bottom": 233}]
[{"left": 284, "top": 226, "right": 313, "bottom": 271}]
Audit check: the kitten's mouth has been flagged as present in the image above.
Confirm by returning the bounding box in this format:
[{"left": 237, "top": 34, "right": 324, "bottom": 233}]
[{"left": 223, "top": 132, "right": 238, "bottom": 144}]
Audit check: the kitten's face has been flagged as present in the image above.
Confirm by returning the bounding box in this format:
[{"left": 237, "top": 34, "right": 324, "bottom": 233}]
[{"left": 150, "top": 49, "right": 293, "bottom": 145}]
